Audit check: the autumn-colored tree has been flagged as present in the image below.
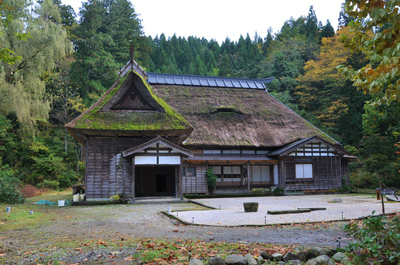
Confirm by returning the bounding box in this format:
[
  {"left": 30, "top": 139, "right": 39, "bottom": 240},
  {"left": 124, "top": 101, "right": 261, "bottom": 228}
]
[
  {"left": 338, "top": 0, "right": 400, "bottom": 103},
  {"left": 295, "top": 27, "right": 354, "bottom": 128}
]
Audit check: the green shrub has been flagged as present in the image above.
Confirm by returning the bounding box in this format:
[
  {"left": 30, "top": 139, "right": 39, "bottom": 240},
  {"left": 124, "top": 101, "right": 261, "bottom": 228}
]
[
  {"left": 339, "top": 177, "right": 352, "bottom": 193},
  {"left": 345, "top": 213, "right": 400, "bottom": 264},
  {"left": 57, "top": 169, "right": 78, "bottom": 188},
  {"left": 273, "top": 187, "right": 284, "bottom": 196},
  {"left": 206, "top": 168, "right": 217, "bottom": 193},
  {"left": 0, "top": 165, "right": 25, "bottom": 204},
  {"left": 350, "top": 170, "right": 380, "bottom": 189},
  {"left": 39, "top": 180, "right": 60, "bottom": 190}
]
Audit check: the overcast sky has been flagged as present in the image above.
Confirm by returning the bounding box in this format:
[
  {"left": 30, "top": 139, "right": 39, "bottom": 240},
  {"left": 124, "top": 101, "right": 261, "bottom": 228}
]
[{"left": 63, "top": 0, "right": 345, "bottom": 43}]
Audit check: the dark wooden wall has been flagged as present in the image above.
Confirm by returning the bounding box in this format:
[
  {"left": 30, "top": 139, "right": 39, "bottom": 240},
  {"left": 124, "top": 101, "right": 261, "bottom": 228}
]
[
  {"left": 282, "top": 156, "right": 348, "bottom": 191},
  {"left": 85, "top": 137, "right": 152, "bottom": 199},
  {"left": 182, "top": 163, "right": 208, "bottom": 194}
]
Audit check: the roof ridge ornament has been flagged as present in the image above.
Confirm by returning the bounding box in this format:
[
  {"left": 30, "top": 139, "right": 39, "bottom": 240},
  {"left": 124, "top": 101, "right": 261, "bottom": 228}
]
[{"left": 118, "top": 46, "right": 147, "bottom": 78}]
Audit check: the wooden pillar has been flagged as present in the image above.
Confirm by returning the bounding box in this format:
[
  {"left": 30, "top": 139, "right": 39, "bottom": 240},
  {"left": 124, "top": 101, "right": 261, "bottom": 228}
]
[
  {"left": 270, "top": 165, "right": 274, "bottom": 186},
  {"left": 339, "top": 156, "right": 342, "bottom": 189},
  {"left": 247, "top": 161, "right": 250, "bottom": 193},
  {"left": 131, "top": 157, "right": 135, "bottom": 201},
  {"left": 84, "top": 139, "right": 88, "bottom": 196},
  {"left": 179, "top": 157, "right": 183, "bottom": 199}
]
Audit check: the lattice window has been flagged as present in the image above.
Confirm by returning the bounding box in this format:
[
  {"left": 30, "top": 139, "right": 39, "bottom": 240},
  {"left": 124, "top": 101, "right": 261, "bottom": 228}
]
[{"left": 285, "top": 163, "right": 295, "bottom": 181}]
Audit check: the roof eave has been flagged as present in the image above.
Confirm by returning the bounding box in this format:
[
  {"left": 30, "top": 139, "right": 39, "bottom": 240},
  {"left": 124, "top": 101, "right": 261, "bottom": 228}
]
[{"left": 121, "top": 135, "right": 193, "bottom": 157}]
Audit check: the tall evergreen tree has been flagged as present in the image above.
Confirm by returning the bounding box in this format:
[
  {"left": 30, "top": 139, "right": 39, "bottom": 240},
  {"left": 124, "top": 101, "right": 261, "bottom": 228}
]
[
  {"left": 320, "top": 20, "right": 335, "bottom": 40},
  {"left": 103, "top": 0, "right": 145, "bottom": 66},
  {"left": 305, "top": 5, "right": 319, "bottom": 42},
  {"left": 70, "top": 0, "right": 145, "bottom": 103},
  {"left": 262, "top": 28, "right": 274, "bottom": 55}
]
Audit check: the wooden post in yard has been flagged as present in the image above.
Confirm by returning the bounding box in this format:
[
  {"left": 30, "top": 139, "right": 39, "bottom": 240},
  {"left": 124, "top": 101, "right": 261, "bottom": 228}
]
[{"left": 380, "top": 181, "right": 385, "bottom": 215}]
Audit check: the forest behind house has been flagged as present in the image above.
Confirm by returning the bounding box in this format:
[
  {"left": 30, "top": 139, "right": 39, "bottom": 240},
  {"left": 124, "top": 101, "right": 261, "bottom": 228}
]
[{"left": 0, "top": 0, "right": 399, "bottom": 202}]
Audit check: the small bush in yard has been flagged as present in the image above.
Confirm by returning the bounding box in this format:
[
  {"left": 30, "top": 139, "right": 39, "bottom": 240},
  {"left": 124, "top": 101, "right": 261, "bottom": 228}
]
[
  {"left": 206, "top": 168, "right": 217, "bottom": 193},
  {"left": 344, "top": 212, "right": 400, "bottom": 264},
  {"left": 0, "top": 165, "right": 25, "bottom": 204}
]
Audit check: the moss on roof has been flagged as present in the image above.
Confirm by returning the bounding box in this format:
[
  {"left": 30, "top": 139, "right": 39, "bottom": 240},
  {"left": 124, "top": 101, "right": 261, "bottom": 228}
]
[{"left": 67, "top": 71, "right": 192, "bottom": 132}]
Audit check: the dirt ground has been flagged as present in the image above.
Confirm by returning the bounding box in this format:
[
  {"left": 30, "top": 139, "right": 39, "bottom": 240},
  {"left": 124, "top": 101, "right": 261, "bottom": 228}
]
[{"left": 0, "top": 202, "right": 350, "bottom": 264}]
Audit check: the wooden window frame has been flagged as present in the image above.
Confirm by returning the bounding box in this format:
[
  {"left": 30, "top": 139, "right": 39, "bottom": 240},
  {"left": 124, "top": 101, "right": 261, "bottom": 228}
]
[
  {"left": 295, "top": 163, "right": 313, "bottom": 180},
  {"left": 212, "top": 165, "right": 243, "bottom": 183},
  {"left": 183, "top": 166, "right": 196, "bottom": 177}
]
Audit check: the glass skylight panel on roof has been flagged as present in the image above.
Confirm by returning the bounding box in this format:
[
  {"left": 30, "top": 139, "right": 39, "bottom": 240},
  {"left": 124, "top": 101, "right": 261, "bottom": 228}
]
[
  {"left": 216, "top": 79, "right": 225, "bottom": 87},
  {"left": 146, "top": 73, "right": 269, "bottom": 89},
  {"left": 232, "top": 80, "right": 240, "bottom": 87},
  {"left": 200, "top": 78, "right": 208, "bottom": 86},
  {"left": 208, "top": 79, "right": 217, "bottom": 86},
  {"left": 224, "top": 79, "right": 233, "bottom": 87},
  {"left": 175, "top": 77, "right": 183, "bottom": 85},
  {"left": 191, "top": 77, "right": 200, "bottom": 86},
  {"left": 183, "top": 77, "right": 191, "bottom": 85},
  {"left": 239, "top": 81, "right": 249, "bottom": 88}
]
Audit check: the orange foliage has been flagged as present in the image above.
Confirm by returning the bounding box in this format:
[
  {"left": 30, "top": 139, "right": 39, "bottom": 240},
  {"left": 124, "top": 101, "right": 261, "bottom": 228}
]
[
  {"left": 20, "top": 185, "right": 41, "bottom": 198},
  {"left": 295, "top": 27, "right": 354, "bottom": 127}
]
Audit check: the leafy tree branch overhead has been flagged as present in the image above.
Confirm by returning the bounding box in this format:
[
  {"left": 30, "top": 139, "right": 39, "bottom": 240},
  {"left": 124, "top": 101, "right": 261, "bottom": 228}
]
[
  {"left": 0, "top": 1, "right": 30, "bottom": 65},
  {"left": 338, "top": 0, "right": 400, "bottom": 103}
]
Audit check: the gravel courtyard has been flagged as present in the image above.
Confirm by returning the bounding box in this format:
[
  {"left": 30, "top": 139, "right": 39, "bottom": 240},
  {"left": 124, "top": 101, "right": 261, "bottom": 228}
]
[
  {"left": 176, "top": 194, "right": 400, "bottom": 226},
  {"left": 2, "top": 194, "right": 399, "bottom": 264}
]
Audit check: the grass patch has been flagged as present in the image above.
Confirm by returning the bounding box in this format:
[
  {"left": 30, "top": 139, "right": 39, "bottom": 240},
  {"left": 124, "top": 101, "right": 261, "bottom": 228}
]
[
  {"left": 0, "top": 204, "right": 55, "bottom": 231},
  {"left": 0, "top": 189, "right": 72, "bottom": 231},
  {"left": 351, "top": 188, "right": 378, "bottom": 195},
  {"left": 25, "top": 188, "right": 72, "bottom": 203}
]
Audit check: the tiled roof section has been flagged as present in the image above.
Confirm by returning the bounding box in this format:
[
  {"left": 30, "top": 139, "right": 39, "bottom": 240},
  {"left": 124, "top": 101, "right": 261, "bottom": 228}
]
[{"left": 147, "top": 72, "right": 274, "bottom": 90}]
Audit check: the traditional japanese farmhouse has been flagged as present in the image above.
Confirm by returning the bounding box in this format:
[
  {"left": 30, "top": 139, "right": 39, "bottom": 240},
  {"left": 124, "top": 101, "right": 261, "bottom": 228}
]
[{"left": 66, "top": 56, "right": 351, "bottom": 201}]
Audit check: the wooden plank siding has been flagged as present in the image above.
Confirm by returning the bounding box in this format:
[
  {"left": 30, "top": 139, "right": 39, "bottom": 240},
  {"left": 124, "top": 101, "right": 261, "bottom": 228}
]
[
  {"left": 282, "top": 156, "right": 344, "bottom": 191},
  {"left": 182, "top": 163, "right": 208, "bottom": 194},
  {"left": 85, "top": 137, "right": 153, "bottom": 199}
]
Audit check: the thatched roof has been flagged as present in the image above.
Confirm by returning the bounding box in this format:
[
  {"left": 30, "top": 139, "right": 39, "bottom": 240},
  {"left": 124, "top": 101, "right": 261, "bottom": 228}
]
[
  {"left": 66, "top": 71, "right": 193, "bottom": 145},
  {"left": 151, "top": 84, "right": 336, "bottom": 148}
]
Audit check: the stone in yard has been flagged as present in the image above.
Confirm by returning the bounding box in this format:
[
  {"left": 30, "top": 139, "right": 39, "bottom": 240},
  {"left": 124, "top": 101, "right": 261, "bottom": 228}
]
[
  {"left": 225, "top": 254, "right": 247, "bottom": 265},
  {"left": 283, "top": 252, "right": 299, "bottom": 262},
  {"left": 257, "top": 255, "right": 264, "bottom": 264},
  {"left": 272, "top": 253, "right": 283, "bottom": 261},
  {"left": 287, "top": 260, "right": 302, "bottom": 265},
  {"left": 386, "top": 195, "right": 400, "bottom": 202},
  {"left": 306, "top": 255, "right": 335, "bottom": 265},
  {"left": 296, "top": 251, "right": 308, "bottom": 262},
  {"left": 208, "top": 257, "right": 225, "bottom": 265},
  {"left": 243, "top": 202, "right": 258, "bottom": 212},
  {"left": 332, "top": 252, "right": 351, "bottom": 265},
  {"left": 324, "top": 248, "right": 337, "bottom": 258},
  {"left": 244, "top": 253, "right": 257, "bottom": 265},
  {"left": 260, "top": 251, "right": 274, "bottom": 260},
  {"left": 189, "top": 258, "right": 204, "bottom": 265},
  {"left": 307, "top": 247, "right": 327, "bottom": 259},
  {"left": 331, "top": 197, "right": 342, "bottom": 203}
]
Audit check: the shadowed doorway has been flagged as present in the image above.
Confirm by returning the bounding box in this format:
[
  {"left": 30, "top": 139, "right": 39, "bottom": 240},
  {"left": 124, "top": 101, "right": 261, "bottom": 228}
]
[{"left": 135, "top": 166, "right": 176, "bottom": 196}]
